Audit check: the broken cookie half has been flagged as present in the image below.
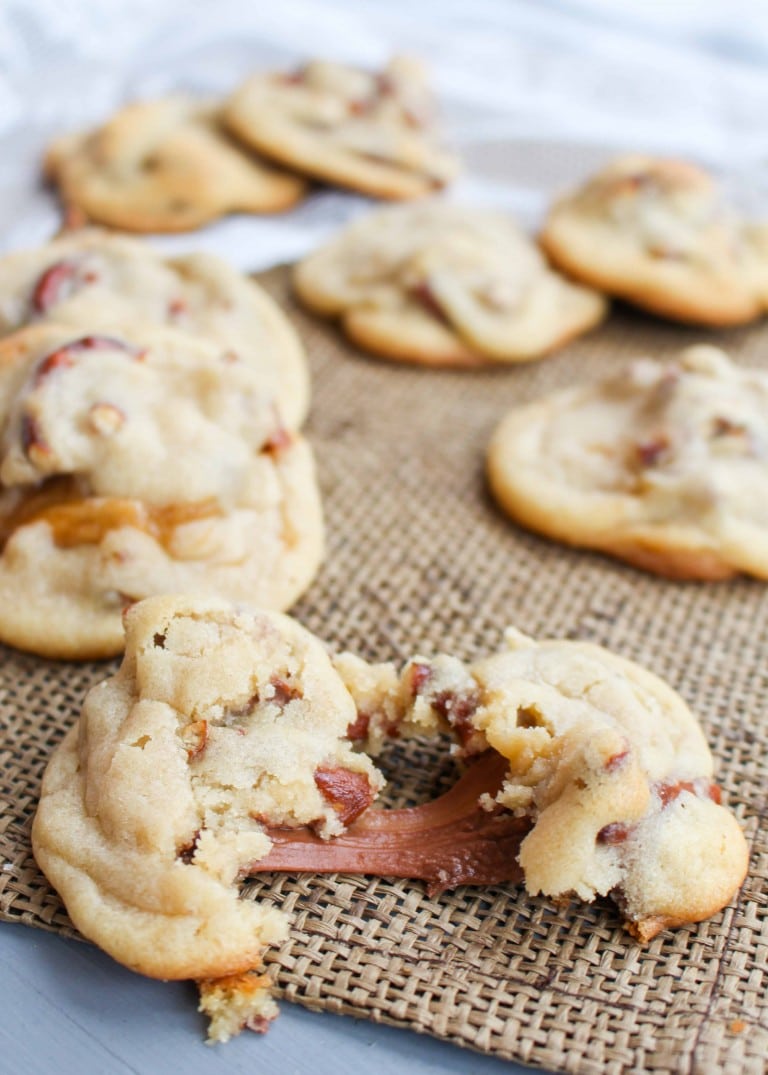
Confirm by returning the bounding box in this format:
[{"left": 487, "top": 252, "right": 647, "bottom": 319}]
[{"left": 32, "top": 596, "right": 748, "bottom": 1042}]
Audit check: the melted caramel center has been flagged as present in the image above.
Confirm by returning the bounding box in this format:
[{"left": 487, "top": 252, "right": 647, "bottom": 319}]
[
  {"left": 248, "top": 751, "right": 528, "bottom": 895},
  {"left": 0, "top": 477, "right": 219, "bottom": 550}
]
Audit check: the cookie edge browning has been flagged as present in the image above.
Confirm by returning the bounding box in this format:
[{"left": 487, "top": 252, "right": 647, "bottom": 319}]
[
  {"left": 342, "top": 304, "right": 488, "bottom": 368},
  {"left": 292, "top": 252, "right": 484, "bottom": 366},
  {"left": 486, "top": 392, "right": 759, "bottom": 581},
  {"left": 338, "top": 295, "right": 608, "bottom": 369}
]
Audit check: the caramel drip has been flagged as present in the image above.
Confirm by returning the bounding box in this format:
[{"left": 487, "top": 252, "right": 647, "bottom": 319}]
[
  {"left": 249, "top": 751, "right": 528, "bottom": 894},
  {"left": 0, "top": 475, "right": 83, "bottom": 548},
  {"left": 0, "top": 478, "right": 219, "bottom": 550}
]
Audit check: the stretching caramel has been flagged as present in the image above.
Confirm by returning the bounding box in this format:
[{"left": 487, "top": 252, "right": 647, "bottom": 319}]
[{"left": 249, "top": 751, "right": 528, "bottom": 894}]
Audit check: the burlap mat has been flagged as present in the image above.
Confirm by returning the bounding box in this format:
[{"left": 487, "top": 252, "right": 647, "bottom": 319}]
[{"left": 1, "top": 265, "right": 766, "bottom": 1074}]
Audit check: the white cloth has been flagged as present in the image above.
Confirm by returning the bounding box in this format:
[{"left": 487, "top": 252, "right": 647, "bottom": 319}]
[{"left": 1, "top": 0, "right": 768, "bottom": 267}]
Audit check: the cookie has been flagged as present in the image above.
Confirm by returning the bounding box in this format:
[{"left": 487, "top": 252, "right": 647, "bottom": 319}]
[
  {"left": 293, "top": 203, "right": 607, "bottom": 366},
  {"left": 45, "top": 97, "right": 307, "bottom": 233},
  {"left": 0, "top": 229, "right": 309, "bottom": 428},
  {"left": 224, "top": 57, "right": 458, "bottom": 200},
  {"left": 0, "top": 325, "right": 323, "bottom": 658},
  {"left": 33, "top": 598, "right": 747, "bottom": 1043},
  {"left": 32, "top": 595, "right": 386, "bottom": 1037},
  {"left": 540, "top": 154, "right": 768, "bottom": 325},
  {"left": 333, "top": 628, "right": 749, "bottom": 941},
  {"left": 487, "top": 344, "right": 768, "bottom": 579}
]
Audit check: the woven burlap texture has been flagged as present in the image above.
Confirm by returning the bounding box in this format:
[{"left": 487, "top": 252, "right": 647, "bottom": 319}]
[{"left": 1, "top": 265, "right": 766, "bottom": 1075}]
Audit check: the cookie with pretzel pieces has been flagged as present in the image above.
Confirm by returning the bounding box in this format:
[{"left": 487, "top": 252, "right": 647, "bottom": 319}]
[
  {"left": 224, "top": 57, "right": 458, "bottom": 200},
  {"left": 540, "top": 154, "right": 768, "bottom": 325},
  {"left": 294, "top": 202, "right": 607, "bottom": 366},
  {"left": 0, "top": 325, "right": 322, "bottom": 658},
  {"left": 45, "top": 97, "right": 307, "bottom": 233}
]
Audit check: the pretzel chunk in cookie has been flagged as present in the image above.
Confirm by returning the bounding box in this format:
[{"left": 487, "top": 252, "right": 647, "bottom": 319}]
[
  {"left": 224, "top": 57, "right": 458, "bottom": 200},
  {"left": 294, "top": 203, "right": 607, "bottom": 366},
  {"left": 540, "top": 154, "right": 768, "bottom": 325},
  {"left": 487, "top": 344, "right": 768, "bottom": 579},
  {"left": 45, "top": 97, "right": 307, "bottom": 233},
  {"left": 0, "top": 324, "right": 323, "bottom": 658}
]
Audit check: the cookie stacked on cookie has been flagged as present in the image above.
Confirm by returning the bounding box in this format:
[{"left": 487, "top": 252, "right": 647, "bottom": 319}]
[
  {"left": 0, "top": 229, "right": 309, "bottom": 426},
  {"left": 45, "top": 58, "right": 458, "bottom": 232},
  {"left": 0, "top": 232, "right": 322, "bottom": 658}
]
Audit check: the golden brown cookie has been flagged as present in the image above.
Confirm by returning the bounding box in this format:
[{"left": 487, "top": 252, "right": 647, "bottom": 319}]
[
  {"left": 45, "top": 97, "right": 307, "bottom": 233},
  {"left": 0, "top": 325, "right": 323, "bottom": 658},
  {"left": 540, "top": 154, "right": 768, "bottom": 325},
  {"left": 0, "top": 229, "right": 309, "bottom": 428},
  {"left": 294, "top": 202, "right": 607, "bottom": 366},
  {"left": 487, "top": 344, "right": 768, "bottom": 579},
  {"left": 224, "top": 57, "right": 458, "bottom": 200}
]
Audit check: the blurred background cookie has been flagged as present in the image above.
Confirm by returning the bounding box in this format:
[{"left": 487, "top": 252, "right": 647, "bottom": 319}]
[
  {"left": 224, "top": 57, "right": 458, "bottom": 200},
  {"left": 45, "top": 97, "right": 308, "bottom": 233},
  {"left": 294, "top": 202, "right": 607, "bottom": 365},
  {"left": 540, "top": 154, "right": 768, "bottom": 325}
]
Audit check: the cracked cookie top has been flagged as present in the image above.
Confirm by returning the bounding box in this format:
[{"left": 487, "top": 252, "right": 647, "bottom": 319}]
[
  {"left": 32, "top": 596, "right": 384, "bottom": 983},
  {"left": 337, "top": 626, "right": 748, "bottom": 941}
]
